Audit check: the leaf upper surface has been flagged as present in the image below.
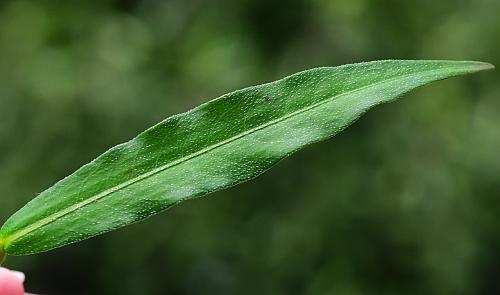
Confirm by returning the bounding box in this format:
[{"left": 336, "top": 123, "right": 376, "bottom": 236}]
[{"left": 0, "top": 60, "right": 493, "bottom": 256}]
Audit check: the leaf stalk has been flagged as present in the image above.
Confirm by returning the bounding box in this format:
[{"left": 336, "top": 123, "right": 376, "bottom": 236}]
[{"left": 0, "top": 242, "right": 6, "bottom": 265}]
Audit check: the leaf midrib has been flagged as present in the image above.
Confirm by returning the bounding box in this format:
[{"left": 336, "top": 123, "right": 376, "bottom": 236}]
[{"left": 1, "top": 67, "right": 450, "bottom": 247}]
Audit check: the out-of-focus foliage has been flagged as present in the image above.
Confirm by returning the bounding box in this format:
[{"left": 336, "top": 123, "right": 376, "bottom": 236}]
[{"left": 0, "top": 0, "right": 498, "bottom": 294}]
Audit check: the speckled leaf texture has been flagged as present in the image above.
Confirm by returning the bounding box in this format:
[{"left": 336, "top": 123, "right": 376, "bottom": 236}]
[{"left": 0, "top": 60, "right": 493, "bottom": 260}]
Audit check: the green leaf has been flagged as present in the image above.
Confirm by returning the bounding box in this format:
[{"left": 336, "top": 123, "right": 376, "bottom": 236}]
[{"left": 0, "top": 60, "right": 493, "bottom": 257}]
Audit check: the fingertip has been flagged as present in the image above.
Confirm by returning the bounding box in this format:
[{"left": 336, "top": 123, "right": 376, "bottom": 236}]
[{"left": 0, "top": 267, "right": 26, "bottom": 295}]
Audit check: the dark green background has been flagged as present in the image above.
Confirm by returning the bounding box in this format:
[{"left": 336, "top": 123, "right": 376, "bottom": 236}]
[{"left": 0, "top": 0, "right": 499, "bottom": 294}]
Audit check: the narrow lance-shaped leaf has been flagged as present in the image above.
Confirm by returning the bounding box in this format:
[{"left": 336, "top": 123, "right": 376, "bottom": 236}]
[{"left": 0, "top": 60, "right": 493, "bottom": 259}]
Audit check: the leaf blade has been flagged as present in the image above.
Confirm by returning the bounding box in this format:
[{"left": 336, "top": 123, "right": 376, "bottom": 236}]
[{"left": 0, "top": 60, "right": 493, "bottom": 255}]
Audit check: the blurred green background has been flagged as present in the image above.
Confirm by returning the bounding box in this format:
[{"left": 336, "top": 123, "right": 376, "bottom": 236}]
[{"left": 0, "top": 0, "right": 499, "bottom": 294}]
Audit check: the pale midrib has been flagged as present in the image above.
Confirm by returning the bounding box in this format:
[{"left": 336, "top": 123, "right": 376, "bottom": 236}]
[{"left": 2, "top": 67, "right": 454, "bottom": 246}]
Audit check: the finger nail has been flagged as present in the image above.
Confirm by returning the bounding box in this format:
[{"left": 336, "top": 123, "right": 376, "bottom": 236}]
[{"left": 11, "top": 270, "right": 25, "bottom": 282}]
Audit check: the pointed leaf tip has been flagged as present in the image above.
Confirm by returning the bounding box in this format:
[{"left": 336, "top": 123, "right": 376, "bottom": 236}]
[
  {"left": 473, "top": 61, "right": 495, "bottom": 71},
  {"left": 484, "top": 63, "right": 495, "bottom": 70}
]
